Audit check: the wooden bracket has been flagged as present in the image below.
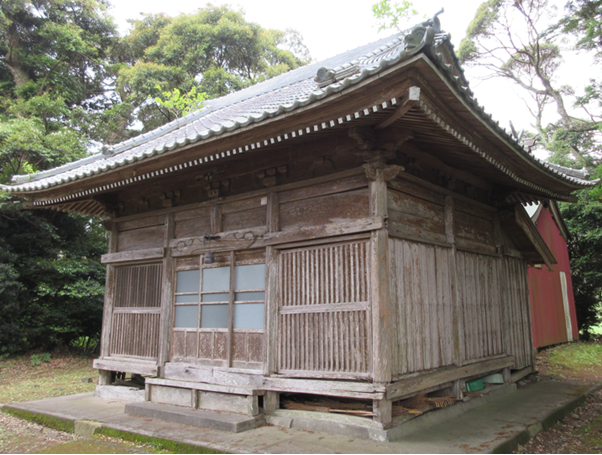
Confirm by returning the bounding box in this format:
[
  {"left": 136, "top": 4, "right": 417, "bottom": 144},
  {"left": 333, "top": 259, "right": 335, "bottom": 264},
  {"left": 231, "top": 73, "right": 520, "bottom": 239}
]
[
  {"left": 376, "top": 86, "right": 420, "bottom": 130},
  {"left": 160, "top": 190, "right": 181, "bottom": 207},
  {"left": 363, "top": 163, "right": 404, "bottom": 183},
  {"left": 256, "top": 167, "right": 286, "bottom": 187}
]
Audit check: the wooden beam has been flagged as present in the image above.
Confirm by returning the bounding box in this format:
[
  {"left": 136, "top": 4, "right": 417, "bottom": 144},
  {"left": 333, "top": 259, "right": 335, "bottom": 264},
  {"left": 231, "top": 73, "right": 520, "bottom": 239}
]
[
  {"left": 375, "top": 86, "right": 420, "bottom": 130},
  {"left": 385, "top": 355, "right": 514, "bottom": 401},
  {"left": 93, "top": 359, "right": 158, "bottom": 376},
  {"left": 170, "top": 217, "right": 384, "bottom": 257},
  {"left": 101, "top": 248, "right": 165, "bottom": 264},
  {"left": 262, "top": 377, "right": 386, "bottom": 400},
  {"left": 145, "top": 378, "right": 264, "bottom": 396}
]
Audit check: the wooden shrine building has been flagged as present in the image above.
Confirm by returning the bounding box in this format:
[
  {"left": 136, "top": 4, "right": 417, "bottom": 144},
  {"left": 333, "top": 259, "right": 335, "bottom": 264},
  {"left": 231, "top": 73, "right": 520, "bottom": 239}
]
[{"left": 3, "top": 14, "right": 598, "bottom": 440}]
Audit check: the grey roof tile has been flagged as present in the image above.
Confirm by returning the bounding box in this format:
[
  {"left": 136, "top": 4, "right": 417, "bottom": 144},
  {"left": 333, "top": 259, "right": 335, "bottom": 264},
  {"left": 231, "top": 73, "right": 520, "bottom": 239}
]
[{"left": 2, "top": 17, "right": 597, "bottom": 196}]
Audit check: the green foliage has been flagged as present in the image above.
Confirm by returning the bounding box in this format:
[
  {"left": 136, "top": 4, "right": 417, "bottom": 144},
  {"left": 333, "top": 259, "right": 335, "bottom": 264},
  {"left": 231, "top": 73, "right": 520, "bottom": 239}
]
[
  {"left": 0, "top": 197, "right": 107, "bottom": 355},
  {"left": 372, "top": 0, "right": 422, "bottom": 32},
  {"left": 112, "top": 5, "right": 310, "bottom": 133},
  {"left": 560, "top": 0, "right": 602, "bottom": 60},
  {"left": 30, "top": 353, "right": 50, "bottom": 366},
  {"left": 153, "top": 85, "right": 206, "bottom": 121}
]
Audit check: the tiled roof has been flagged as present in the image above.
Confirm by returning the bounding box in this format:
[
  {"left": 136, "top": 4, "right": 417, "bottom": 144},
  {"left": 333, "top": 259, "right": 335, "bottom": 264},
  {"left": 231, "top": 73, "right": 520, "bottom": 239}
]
[{"left": 2, "top": 15, "right": 598, "bottom": 196}]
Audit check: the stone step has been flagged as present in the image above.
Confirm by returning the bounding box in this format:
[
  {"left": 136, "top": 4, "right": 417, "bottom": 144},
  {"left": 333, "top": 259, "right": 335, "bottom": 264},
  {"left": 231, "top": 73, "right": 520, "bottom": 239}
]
[{"left": 125, "top": 401, "right": 264, "bottom": 433}]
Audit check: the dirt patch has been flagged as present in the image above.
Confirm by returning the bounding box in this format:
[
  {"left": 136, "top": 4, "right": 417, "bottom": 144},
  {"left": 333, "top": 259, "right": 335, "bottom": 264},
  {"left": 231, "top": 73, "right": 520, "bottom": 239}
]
[
  {"left": 0, "top": 409, "right": 77, "bottom": 454},
  {"left": 515, "top": 341, "right": 602, "bottom": 454},
  {"left": 516, "top": 388, "right": 602, "bottom": 453}
]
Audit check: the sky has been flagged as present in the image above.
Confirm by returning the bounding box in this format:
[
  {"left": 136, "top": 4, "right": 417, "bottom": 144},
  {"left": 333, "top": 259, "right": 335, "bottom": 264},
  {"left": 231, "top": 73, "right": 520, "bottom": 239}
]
[{"left": 107, "top": 0, "right": 592, "bottom": 154}]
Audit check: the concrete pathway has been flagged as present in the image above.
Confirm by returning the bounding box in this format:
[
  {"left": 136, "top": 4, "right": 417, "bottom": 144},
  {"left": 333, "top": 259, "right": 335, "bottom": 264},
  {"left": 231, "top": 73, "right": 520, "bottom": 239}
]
[{"left": 2, "top": 379, "right": 598, "bottom": 454}]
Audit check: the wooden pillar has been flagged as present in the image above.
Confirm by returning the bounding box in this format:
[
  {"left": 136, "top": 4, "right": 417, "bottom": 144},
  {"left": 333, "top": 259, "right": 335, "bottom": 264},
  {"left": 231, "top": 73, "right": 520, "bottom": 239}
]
[
  {"left": 365, "top": 162, "right": 401, "bottom": 387},
  {"left": 158, "top": 213, "right": 175, "bottom": 376},
  {"left": 99, "top": 222, "right": 118, "bottom": 360},
  {"left": 265, "top": 190, "right": 280, "bottom": 381},
  {"left": 368, "top": 169, "right": 391, "bottom": 385},
  {"left": 445, "top": 196, "right": 464, "bottom": 366}
]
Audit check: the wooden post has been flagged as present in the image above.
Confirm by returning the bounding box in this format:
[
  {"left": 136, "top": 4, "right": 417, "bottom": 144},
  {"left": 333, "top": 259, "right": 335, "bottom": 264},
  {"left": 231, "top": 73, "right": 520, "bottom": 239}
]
[
  {"left": 98, "top": 370, "right": 112, "bottom": 386},
  {"left": 158, "top": 213, "right": 175, "bottom": 376},
  {"left": 493, "top": 212, "right": 509, "bottom": 362},
  {"left": 227, "top": 250, "right": 235, "bottom": 367},
  {"left": 365, "top": 163, "right": 401, "bottom": 385},
  {"left": 264, "top": 391, "right": 280, "bottom": 412},
  {"left": 373, "top": 399, "right": 393, "bottom": 427},
  {"left": 99, "top": 222, "right": 119, "bottom": 360},
  {"left": 445, "top": 196, "right": 464, "bottom": 366},
  {"left": 267, "top": 191, "right": 279, "bottom": 233},
  {"left": 264, "top": 246, "right": 279, "bottom": 376}
]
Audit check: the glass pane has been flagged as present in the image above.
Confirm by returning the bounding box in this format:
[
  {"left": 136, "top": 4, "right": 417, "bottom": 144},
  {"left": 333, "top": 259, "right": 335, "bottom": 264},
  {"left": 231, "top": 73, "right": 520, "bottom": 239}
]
[
  {"left": 176, "top": 270, "right": 200, "bottom": 293},
  {"left": 202, "top": 267, "right": 230, "bottom": 292},
  {"left": 201, "top": 293, "right": 229, "bottom": 302},
  {"left": 234, "top": 264, "right": 265, "bottom": 290},
  {"left": 235, "top": 291, "right": 265, "bottom": 302},
  {"left": 201, "top": 304, "right": 229, "bottom": 328},
  {"left": 233, "top": 303, "right": 264, "bottom": 329},
  {"left": 175, "top": 294, "right": 198, "bottom": 303},
  {"left": 174, "top": 305, "right": 198, "bottom": 328}
]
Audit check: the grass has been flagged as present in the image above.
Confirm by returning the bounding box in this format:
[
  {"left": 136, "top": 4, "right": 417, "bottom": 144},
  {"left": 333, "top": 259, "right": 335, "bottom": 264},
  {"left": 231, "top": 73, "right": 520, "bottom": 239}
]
[
  {"left": 0, "top": 354, "right": 96, "bottom": 404},
  {"left": 537, "top": 340, "right": 602, "bottom": 381}
]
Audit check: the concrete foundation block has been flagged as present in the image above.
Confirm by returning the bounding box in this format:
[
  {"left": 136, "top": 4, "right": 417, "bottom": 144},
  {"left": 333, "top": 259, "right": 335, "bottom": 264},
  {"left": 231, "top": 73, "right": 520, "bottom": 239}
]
[
  {"left": 150, "top": 385, "right": 193, "bottom": 407},
  {"left": 198, "top": 391, "right": 259, "bottom": 416},
  {"left": 95, "top": 385, "right": 145, "bottom": 402}
]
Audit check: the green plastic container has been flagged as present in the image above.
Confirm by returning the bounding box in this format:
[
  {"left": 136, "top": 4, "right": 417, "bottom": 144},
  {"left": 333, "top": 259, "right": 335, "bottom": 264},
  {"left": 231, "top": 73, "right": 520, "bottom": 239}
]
[{"left": 465, "top": 379, "right": 485, "bottom": 392}]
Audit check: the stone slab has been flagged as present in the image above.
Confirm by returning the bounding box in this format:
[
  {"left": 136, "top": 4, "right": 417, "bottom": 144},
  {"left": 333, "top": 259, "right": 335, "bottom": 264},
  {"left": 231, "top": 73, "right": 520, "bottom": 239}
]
[{"left": 125, "top": 401, "right": 264, "bottom": 433}]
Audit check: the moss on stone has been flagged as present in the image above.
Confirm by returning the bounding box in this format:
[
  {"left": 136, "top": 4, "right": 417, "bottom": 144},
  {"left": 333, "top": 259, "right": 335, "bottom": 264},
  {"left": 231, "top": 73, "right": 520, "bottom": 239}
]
[
  {"left": 1, "top": 407, "right": 74, "bottom": 433},
  {"left": 96, "top": 427, "right": 224, "bottom": 454}
]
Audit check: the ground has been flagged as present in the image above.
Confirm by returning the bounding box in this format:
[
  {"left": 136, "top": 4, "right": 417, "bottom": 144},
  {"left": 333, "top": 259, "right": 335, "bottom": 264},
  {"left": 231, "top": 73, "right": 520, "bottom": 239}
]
[
  {"left": 514, "top": 340, "right": 602, "bottom": 454},
  {"left": 0, "top": 353, "right": 163, "bottom": 454},
  {"left": 1, "top": 344, "right": 602, "bottom": 453}
]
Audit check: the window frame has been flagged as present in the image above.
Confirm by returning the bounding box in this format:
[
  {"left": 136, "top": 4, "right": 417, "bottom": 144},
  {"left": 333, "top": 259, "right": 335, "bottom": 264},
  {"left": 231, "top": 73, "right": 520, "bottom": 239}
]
[{"left": 172, "top": 250, "right": 266, "bottom": 366}]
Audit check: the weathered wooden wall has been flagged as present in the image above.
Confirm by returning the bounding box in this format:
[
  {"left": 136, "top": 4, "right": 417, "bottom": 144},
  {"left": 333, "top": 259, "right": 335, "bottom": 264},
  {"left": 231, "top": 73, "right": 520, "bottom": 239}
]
[
  {"left": 277, "top": 240, "right": 372, "bottom": 379},
  {"left": 387, "top": 179, "right": 533, "bottom": 377},
  {"left": 500, "top": 256, "right": 534, "bottom": 369},
  {"left": 388, "top": 238, "right": 455, "bottom": 377}
]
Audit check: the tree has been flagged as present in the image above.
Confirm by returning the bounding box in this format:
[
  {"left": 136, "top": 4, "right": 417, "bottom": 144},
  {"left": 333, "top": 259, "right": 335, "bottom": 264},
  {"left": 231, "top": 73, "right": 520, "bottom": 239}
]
[
  {"left": 457, "top": 0, "right": 601, "bottom": 167},
  {"left": 111, "top": 5, "right": 311, "bottom": 134}
]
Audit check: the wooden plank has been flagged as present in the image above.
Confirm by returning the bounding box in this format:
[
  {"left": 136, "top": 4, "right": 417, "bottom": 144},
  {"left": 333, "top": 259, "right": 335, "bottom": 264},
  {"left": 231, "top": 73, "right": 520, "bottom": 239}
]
[
  {"left": 145, "top": 378, "right": 265, "bottom": 396},
  {"left": 101, "top": 248, "right": 165, "bottom": 264},
  {"left": 262, "top": 377, "right": 386, "bottom": 400},
  {"left": 387, "top": 221, "right": 448, "bottom": 246},
  {"left": 117, "top": 225, "right": 165, "bottom": 252},
  {"left": 279, "top": 189, "right": 369, "bottom": 231},
  {"left": 222, "top": 206, "right": 266, "bottom": 232},
  {"left": 279, "top": 302, "right": 370, "bottom": 314},
  {"left": 385, "top": 355, "right": 514, "bottom": 400},
  {"left": 278, "top": 173, "right": 368, "bottom": 204},
  {"left": 445, "top": 196, "right": 463, "bottom": 367},
  {"left": 119, "top": 216, "right": 165, "bottom": 232},
  {"left": 92, "top": 359, "right": 158, "bottom": 376}
]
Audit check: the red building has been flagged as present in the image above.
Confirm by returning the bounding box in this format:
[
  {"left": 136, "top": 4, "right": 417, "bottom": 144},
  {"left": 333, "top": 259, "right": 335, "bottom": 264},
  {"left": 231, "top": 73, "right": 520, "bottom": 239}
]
[{"left": 528, "top": 201, "right": 579, "bottom": 348}]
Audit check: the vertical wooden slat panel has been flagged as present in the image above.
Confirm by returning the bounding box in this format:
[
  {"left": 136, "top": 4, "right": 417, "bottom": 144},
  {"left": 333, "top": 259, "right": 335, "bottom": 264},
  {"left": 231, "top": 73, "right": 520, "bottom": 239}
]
[{"left": 277, "top": 241, "right": 371, "bottom": 376}]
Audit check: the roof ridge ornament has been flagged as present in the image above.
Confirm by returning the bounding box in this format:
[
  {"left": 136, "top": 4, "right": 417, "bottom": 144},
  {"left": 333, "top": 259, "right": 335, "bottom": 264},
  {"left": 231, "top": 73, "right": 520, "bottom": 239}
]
[
  {"left": 404, "top": 8, "right": 444, "bottom": 50},
  {"left": 314, "top": 64, "right": 359, "bottom": 88}
]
